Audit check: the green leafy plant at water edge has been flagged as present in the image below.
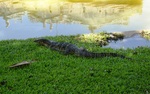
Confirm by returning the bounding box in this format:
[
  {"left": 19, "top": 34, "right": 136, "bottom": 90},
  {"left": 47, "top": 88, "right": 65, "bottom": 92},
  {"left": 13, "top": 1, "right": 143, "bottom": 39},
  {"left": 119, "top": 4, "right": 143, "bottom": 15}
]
[
  {"left": 141, "top": 30, "right": 150, "bottom": 40},
  {"left": 75, "top": 32, "right": 124, "bottom": 47}
]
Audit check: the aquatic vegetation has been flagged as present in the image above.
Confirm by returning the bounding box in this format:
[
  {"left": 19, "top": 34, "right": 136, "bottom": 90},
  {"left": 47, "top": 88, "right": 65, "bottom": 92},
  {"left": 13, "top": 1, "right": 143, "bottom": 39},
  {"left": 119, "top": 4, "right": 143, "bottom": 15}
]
[
  {"left": 140, "top": 30, "right": 150, "bottom": 40},
  {"left": 75, "top": 32, "right": 124, "bottom": 46}
]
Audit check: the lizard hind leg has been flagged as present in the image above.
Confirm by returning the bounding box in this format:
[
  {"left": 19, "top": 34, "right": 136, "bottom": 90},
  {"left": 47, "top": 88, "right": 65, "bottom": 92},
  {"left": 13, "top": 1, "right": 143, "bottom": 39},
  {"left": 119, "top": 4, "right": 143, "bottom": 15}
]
[
  {"left": 63, "top": 49, "right": 71, "bottom": 55},
  {"left": 79, "top": 47, "right": 87, "bottom": 51}
]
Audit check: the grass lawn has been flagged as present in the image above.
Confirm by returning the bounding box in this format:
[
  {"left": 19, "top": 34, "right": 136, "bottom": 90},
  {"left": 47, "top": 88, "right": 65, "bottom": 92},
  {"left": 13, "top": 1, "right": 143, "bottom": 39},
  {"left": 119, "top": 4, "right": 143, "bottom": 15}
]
[{"left": 0, "top": 36, "right": 150, "bottom": 94}]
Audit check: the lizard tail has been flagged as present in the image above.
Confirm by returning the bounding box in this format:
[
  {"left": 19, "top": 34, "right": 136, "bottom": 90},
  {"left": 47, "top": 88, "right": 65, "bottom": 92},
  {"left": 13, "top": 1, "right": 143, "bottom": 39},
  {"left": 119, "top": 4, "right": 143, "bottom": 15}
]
[{"left": 81, "top": 51, "right": 132, "bottom": 60}]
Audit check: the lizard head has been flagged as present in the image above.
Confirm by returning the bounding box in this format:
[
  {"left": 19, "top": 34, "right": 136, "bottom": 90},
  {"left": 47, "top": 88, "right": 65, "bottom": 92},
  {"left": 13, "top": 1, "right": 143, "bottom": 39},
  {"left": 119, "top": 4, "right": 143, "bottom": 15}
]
[{"left": 34, "top": 39, "right": 53, "bottom": 46}]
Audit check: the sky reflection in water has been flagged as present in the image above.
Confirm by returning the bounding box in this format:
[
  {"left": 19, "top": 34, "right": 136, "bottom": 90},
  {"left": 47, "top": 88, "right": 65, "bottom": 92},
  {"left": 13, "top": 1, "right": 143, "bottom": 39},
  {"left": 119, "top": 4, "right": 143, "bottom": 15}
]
[
  {"left": 104, "top": 34, "right": 150, "bottom": 49},
  {"left": 0, "top": 0, "right": 150, "bottom": 48}
]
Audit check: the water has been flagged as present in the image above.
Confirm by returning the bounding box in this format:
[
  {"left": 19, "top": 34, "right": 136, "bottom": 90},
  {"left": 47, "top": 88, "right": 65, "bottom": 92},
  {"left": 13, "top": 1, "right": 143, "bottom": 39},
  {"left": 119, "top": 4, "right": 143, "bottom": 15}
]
[
  {"left": 0, "top": 0, "right": 150, "bottom": 48},
  {"left": 104, "top": 34, "right": 150, "bottom": 49}
]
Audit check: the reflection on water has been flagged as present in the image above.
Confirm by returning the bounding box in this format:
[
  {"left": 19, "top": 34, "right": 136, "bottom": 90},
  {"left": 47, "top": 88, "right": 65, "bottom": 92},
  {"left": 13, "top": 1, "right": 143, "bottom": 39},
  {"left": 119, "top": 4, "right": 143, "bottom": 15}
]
[
  {"left": 104, "top": 34, "right": 150, "bottom": 49},
  {"left": 0, "top": 0, "right": 149, "bottom": 41}
]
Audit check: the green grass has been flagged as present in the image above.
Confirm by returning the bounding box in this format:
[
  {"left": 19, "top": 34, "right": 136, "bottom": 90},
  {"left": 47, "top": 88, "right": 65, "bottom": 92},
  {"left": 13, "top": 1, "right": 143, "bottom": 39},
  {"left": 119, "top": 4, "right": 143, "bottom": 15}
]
[{"left": 0, "top": 36, "right": 150, "bottom": 94}]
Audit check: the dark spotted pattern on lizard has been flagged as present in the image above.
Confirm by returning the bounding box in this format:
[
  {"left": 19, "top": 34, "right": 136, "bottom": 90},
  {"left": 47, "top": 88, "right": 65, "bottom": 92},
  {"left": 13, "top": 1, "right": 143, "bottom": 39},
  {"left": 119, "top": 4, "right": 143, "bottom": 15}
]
[{"left": 34, "top": 38, "right": 131, "bottom": 59}]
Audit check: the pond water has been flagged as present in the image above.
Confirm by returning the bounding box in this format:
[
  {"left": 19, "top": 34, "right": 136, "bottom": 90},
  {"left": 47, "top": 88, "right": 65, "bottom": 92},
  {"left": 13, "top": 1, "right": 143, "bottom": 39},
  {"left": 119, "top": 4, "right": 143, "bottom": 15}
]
[
  {"left": 104, "top": 34, "right": 150, "bottom": 49},
  {"left": 0, "top": 0, "right": 150, "bottom": 48}
]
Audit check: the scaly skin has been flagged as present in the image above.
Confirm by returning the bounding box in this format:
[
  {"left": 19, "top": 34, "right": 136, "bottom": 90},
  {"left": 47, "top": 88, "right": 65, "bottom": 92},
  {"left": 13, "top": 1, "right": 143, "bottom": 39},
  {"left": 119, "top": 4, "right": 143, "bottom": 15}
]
[
  {"left": 34, "top": 39, "right": 85, "bottom": 55},
  {"left": 34, "top": 39, "right": 131, "bottom": 59}
]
